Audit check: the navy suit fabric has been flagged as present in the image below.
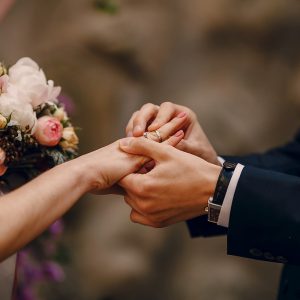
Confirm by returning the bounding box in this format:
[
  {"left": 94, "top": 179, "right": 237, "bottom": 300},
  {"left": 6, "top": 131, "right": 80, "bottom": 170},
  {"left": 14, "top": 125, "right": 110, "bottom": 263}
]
[{"left": 187, "top": 131, "right": 300, "bottom": 300}]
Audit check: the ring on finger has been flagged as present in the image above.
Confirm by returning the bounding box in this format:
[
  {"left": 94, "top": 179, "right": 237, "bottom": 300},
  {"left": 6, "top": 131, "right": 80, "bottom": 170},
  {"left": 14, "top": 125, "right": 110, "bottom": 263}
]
[{"left": 153, "top": 130, "right": 163, "bottom": 143}]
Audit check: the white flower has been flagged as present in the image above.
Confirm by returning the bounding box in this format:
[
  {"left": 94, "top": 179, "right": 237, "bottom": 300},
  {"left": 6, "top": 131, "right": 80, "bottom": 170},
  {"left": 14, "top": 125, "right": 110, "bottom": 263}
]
[
  {"left": 60, "top": 127, "right": 79, "bottom": 150},
  {"left": 53, "top": 107, "right": 68, "bottom": 121},
  {"left": 0, "top": 92, "right": 37, "bottom": 132},
  {"left": 8, "top": 57, "right": 61, "bottom": 108}
]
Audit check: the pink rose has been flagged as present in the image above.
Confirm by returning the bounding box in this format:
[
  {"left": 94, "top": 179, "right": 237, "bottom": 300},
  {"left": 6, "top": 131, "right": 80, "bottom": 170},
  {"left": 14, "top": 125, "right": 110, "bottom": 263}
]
[{"left": 34, "top": 116, "right": 63, "bottom": 146}]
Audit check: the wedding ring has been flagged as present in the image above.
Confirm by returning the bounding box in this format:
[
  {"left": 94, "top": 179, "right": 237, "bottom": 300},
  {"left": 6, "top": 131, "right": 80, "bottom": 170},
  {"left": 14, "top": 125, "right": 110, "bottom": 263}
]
[
  {"left": 153, "top": 130, "right": 163, "bottom": 143},
  {"left": 143, "top": 130, "right": 163, "bottom": 143}
]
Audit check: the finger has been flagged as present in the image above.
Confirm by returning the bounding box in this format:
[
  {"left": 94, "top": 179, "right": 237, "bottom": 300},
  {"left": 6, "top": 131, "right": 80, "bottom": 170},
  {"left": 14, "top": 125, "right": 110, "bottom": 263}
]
[
  {"left": 126, "top": 111, "right": 139, "bottom": 137},
  {"left": 124, "top": 196, "right": 143, "bottom": 214},
  {"left": 137, "top": 131, "right": 183, "bottom": 173},
  {"left": 130, "top": 209, "right": 157, "bottom": 227},
  {"left": 119, "top": 172, "right": 145, "bottom": 193},
  {"left": 146, "top": 113, "right": 187, "bottom": 142},
  {"left": 119, "top": 137, "right": 167, "bottom": 161},
  {"left": 132, "top": 104, "right": 159, "bottom": 137},
  {"left": 147, "top": 102, "right": 177, "bottom": 131},
  {"left": 163, "top": 130, "right": 184, "bottom": 147}
]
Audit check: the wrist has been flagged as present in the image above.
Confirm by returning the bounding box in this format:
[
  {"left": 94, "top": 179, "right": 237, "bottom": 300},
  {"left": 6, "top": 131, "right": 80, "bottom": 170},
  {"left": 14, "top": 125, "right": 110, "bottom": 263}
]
[
  {"left": 206, "top": 164, "right": 222, "bottom": 197},
  {"left": 65, "top": 155, "right": 95, "bottom": 194},
  {"left": 195, "top": 163, "right": 221, "bottom": 211}
]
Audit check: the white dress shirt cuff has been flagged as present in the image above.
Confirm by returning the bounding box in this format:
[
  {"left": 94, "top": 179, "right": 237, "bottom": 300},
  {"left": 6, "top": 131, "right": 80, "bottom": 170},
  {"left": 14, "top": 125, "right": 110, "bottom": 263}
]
[{"left": 217, "top": 163, "right": 245, "bottom": 228}]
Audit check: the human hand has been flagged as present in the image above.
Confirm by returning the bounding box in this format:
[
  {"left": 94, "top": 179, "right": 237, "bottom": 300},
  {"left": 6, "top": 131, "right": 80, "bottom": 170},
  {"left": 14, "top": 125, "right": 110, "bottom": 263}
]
[
  {"left": 126, "top": 102, "right": 220, "bottom": 165},
  {"left": 77, "top": 114, "right": 187, "bottom": 194},
  {"left": 119, "top": 137, "right": 221, "bottom": 227}
]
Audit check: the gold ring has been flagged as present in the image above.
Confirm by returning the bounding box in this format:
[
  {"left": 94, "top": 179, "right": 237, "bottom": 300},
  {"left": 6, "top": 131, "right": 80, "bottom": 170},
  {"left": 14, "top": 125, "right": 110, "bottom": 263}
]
[{"left": 153, "top": 130, "right": 163, "bottom": 143}]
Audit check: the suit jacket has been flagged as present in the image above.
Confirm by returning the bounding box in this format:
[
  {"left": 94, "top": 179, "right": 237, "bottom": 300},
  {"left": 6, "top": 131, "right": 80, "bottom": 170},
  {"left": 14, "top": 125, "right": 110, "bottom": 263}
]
[{"left": 187, "top": 131, "right": 300, "bottom": 300}]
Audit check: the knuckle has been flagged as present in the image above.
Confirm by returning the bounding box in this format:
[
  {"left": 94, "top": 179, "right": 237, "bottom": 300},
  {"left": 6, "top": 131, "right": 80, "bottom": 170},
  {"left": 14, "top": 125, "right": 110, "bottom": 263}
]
[
  {"left": 161, "top": 101, "right": 173, "bottom": 108},
  {"left": 130, "top": 211, "right": 137, "bottom": 223},
  {"left": 137, "top": 200, "right": 150, "bottom": 214},
  {"left": 133, "top": 184, "right": 144, "bottom": 196},
  {"left": 142, "top": 103, "right": 155, "bottom": 110},
  {"left": 133, "top": 180, "right": 150, "bottom": 196},
  {"left": 186, "top": 108, "right": 196, "bottom": 120}
]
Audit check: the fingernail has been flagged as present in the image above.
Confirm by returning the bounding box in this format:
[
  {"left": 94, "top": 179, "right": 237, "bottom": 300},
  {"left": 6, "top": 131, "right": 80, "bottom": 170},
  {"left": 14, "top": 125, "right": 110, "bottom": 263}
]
[
  {"left": 175, "top": 130, "right": 184, "bottom": 137},
  {"left": 133, "top": 125, "right": 142, "bottom": 135},
  {"left": 120, "top": 138, "right": 132, "bottom": 148},
  {"left": 177, "top": 112, "right": 187, "bottom": 118},
  {"left": 127, "top": 131, "right": 133, "bottom": 137}
]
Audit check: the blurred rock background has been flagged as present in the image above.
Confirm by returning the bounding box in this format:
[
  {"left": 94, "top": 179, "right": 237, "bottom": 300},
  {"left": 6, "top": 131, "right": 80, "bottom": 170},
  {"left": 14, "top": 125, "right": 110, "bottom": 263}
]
[{"left": 1, "top": 0, "right": 300, "bottom": 299}]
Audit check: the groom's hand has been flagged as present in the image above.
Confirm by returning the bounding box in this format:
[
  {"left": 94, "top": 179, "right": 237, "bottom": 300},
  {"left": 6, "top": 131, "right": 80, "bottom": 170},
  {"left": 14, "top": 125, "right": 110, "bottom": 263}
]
[
  {"left": 80, "top": 130, "right": 185, "bottom": 195},
  {"left": 126, "top": 102, "right": 220, "bottom": 165},
  {"left": 119, "top": 137, "right": 221, "bottom": 228}
]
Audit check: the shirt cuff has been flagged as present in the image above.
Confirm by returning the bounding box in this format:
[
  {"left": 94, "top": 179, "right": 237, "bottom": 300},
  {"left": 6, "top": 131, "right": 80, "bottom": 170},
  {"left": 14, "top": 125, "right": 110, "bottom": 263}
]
[
  {"left": 218, "top": 156, "right": 225, "bottom": 166},
  {"left": 217, "top": 163, "right": 244, "bottom": 228}
]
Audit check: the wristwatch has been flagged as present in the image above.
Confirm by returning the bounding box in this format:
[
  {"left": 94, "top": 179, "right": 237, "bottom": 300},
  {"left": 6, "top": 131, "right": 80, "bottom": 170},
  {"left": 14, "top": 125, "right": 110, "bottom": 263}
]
[{"left": 208, "top": 161, "right": 237, "bottom": 224}]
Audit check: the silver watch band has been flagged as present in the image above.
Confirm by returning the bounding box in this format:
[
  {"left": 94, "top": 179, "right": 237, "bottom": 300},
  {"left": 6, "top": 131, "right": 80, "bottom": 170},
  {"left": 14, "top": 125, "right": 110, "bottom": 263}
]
[{"left": 207, "top": 197, "right": 222, "bottom": 224}]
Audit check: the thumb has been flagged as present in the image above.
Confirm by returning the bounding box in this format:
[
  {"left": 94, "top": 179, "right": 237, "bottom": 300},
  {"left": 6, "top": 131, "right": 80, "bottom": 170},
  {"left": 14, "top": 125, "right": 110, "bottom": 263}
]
[{"left": 119, "top": 137, "right": 166, "bottom": 161}]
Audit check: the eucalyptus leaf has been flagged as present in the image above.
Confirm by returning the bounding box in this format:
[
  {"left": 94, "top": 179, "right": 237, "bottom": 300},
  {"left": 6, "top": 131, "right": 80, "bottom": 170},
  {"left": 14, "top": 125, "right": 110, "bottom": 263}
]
[{"left": 46, "top": 149, "right": 66, "bottom": 165}]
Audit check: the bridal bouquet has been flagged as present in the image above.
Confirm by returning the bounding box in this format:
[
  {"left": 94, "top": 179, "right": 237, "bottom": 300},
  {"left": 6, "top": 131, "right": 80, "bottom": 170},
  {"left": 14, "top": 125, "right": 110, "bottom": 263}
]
[
  {"left": 0, "top": 57, "right": 79, "bottom": 299},
  {"left": 0, "top": 57, "right": 78, "bottom": 178}
]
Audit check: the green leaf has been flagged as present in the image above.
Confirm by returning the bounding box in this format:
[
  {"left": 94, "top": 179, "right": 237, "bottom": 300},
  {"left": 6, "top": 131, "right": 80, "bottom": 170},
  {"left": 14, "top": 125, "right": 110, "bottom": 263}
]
[
  {"left": 46, "top": 149, "right": 66, "bottom": 165},
  {"left": 94, "top": 0, "right": 118, "bottom": 14}
]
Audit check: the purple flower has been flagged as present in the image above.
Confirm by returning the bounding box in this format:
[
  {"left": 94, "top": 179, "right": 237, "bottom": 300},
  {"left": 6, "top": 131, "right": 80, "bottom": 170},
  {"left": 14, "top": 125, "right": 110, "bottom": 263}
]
[
  {"left": 18, "top": 286, "right": 35, "bottom": 300},
  {"left": 57, "top": 94, "right": 76, "bottom": 115},
  {"left": 43, "top": 261, "right": 65, "bottom": 282},
  {"left": 49, "top": 219, "right": 64, "bottom": 236},
  {"left": 17, "top": 250, "right": 30, "bottom": 266}
]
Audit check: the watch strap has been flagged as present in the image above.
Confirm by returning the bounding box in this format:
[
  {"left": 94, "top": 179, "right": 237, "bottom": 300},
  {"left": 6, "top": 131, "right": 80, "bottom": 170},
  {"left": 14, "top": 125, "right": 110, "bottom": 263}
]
[
  {"left": 212, "top": 162, "right": 237, "bottom": 205},
  {"left": 208, "top": 161, "right": 237, "bottom": 224}
]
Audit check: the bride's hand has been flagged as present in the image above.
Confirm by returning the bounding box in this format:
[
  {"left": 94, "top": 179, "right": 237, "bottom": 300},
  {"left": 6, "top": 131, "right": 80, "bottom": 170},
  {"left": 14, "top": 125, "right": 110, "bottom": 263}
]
[
  {"left": 126, "top": 102, "right": 219, "bottom": 165},
  {"left": 77, "top": 114, "right": 187, "bottom": 194}
]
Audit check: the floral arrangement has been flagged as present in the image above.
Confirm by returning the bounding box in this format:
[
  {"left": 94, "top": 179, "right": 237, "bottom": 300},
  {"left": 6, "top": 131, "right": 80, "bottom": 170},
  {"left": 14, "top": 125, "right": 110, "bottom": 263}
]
[
  {"left": 0, "top": 57, "right": 79, "bottom": 299},
  {"left": 0, "top": 57, "right": 78, "bottom": 178}
]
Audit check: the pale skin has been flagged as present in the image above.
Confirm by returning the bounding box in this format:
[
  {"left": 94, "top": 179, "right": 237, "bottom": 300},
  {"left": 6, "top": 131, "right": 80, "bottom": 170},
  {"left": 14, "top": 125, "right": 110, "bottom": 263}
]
[
  {"left": 126, "top": 102, "right": 220, "bottom": 165},
  {"left": 122, "top": 101, "right": 221, "bottom": 227},
  {"left": 0, "top": 114, "right": 186, "bottom": 262}
]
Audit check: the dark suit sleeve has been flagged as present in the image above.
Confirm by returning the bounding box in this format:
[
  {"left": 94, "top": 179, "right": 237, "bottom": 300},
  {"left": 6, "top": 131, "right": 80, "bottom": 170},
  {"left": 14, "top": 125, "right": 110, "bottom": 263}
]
[
  {"left": 227, "top": 166, "right": 300, "bottom": 265},
  {"left": 225, "top": 131, "right": 300, "bottom": 177},
  {"left": 187, "top": 130, "right": 300, "bottom": 239}
]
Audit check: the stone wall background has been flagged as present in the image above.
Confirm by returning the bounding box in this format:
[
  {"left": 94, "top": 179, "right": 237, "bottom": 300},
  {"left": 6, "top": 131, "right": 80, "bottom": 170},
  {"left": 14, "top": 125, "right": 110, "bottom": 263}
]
[{"left": 1, "top": 0, "right": 300, "bottom": 299}]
